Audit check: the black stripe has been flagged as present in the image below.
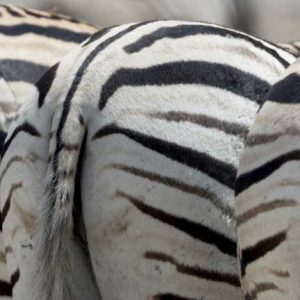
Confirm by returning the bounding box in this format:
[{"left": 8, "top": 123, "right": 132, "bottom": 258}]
[
  {"left": 0, "top": 156, "right": 26, "bottom": 186},
  {"left": 0, "top": 59, "right": 48, "bottom": 83},
  {"left": 4, "top": 247, "right": 12, "bottom": 255},
  {"left": 266, "top": 73, "right": 300, "bottom": 104},
  {"left": 1, "top": 182, "right": 22, "bottom": 225},
  {"left": 0, "top": 129, "right": 7, "bottom": 156},
  {"left": 19, "top": 6, "right": 82, "bottom": 24},
  {"left": 124, "top": 24, "right": 292, "bottom": 66},
  {"left": 292, "top": 43, "right": 300, "bottom": 52},
  {"left": 83, "top": 26, "right": 114, "bottom": 47},
  {"left": 99, "top": 61, "right": 270, "bottom": 110},
  {"left": 1, "top": 122, "right": 41, "bottom": 158},
  {"left": 0, "top": 23, "right": 90, "bottom": 43},
  {"left": 145, "top": 251, "right": 240, "bottom": 286},
  {"left": 236, "top": 199, "right": 297, "bottom": 226},
  {"left": 51, "top": 22, "right": 154, "bottom": 196},
  {"left": 269, "top": 269, "right": 290, "bottom": 278},
  {"left": 37, "top": 63, "right": 59, "bottom": 107},
  {"left": 117, "top": 190, "right": 236, "bottom": 256},
  {"left": 153, "top": 294, "right": 196, "bottom": 300},
  {"left": 0, "top": 280, "right": 12, "bottom": 296},
  {"left": 244, "top": 293, "right": 252, "bottom": 300},
  {"left": 235, "top": 149, "right": 300, "bottom": 195},
  {"left": 73, "top": 130, "right": 88, "bottom": 249},
  {"left": 148, "top": 111, "right": 249, "bottom": 138},
  {"left": 93, "top": 124, "right": 237, "bottom": 189},
  {"left": 246, "top": 282, "right": 282, "bottom": 300},
  {"left": 240, "top": 231, "right": 286, "bottom": 276},
  {"left": 10, "top": 269, "right": 20, "bottom": 288},
  {"left": 106, "top": 163, "right": 234, "bottom": 217},
  {"left": 1, "top": 5, "right": 23, "bottom": 17}
]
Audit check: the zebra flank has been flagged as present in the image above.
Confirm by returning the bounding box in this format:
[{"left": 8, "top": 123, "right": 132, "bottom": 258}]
[
  {"left": 235, "top": 58, "right": 300, "bottom": 299},
  {"left": 0, "top": 17, "right": 299, "bottom": 300}
]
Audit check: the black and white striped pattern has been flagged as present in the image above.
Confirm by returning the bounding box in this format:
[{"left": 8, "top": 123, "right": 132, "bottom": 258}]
[
  {"left": 0, "top": 5, "right": 97, "bottom": 299},
  {"left": 279, "top": 41, "right": 300, "bottom": 56},
  {"left": 0, "top": 20, "right": 297, "bottom": 299},
  {"left": 236, "top": 58, "right": 300, "bottom": 299},
  {"left": 0, "top": 4, "right": 97, "bottom": 132}
]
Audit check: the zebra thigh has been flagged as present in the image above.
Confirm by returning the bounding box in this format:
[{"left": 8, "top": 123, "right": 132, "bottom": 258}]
[
  {"left": 236, "top": 58, "right": 300, "bottom": 299},
  {"left": 82, "top": 106, "right": 242, "bottom": 300}
]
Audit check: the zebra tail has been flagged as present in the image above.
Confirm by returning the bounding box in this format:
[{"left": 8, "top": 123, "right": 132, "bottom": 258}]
[{"left": 34, "top": 104, "right": 96, "bottom": 300}]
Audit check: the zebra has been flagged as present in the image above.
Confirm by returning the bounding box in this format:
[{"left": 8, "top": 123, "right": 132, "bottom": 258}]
[
  {"left": 235, "top": 56, "right": 300, "bottom": 298},
  {"left": 0, "top": 20, "right": 297, "bottom": 299},
  {"left": 0, "top": 4, "right": 97, "bottom": 132},
  {"left": 278, "top": 41, "right": 300, "bottom": 57},
  {"left": 0, "top": 4, "right": 97, "bottom": 299}
]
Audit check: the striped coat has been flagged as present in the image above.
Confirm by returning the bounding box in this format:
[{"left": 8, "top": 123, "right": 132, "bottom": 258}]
[
  {"left": 0, "top": 5, "right": 97, "bottom": 299},
  {"left": 0, "top": 20, "right": 297, "bottom": 299},
  {"left": 236, "top": 57, "right": 300, "bottom": 299},
  {"left": 0, "top": 4, "right": 96, "bottom": 132}
]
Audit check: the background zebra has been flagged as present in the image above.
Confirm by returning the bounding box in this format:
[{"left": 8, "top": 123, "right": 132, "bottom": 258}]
[
  {"left": 0, "top": 4, "right": 97, "bottom": 132},
  {"left": 235, "top": 57, "right": 300, "bottom": 298},
  {"left": 5, "top": 0, "right": 300, "bottom": 43},
  {"left": 0, "top": 20, "right": 297, "bottom": 299},
  {"left": 278, "top": 42, "right": 300, "bottom": 57},
  {"left": 0, "top": 5, "right": 97, "bottom": 299}
]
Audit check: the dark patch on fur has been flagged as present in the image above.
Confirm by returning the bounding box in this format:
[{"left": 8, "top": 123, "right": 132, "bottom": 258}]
[
  {"left": 0, "top": 59, "right": 48, "bottom": 84},
  {"left": 36, "top": 63, "right": 58, "bottom": 107},
  {"left": 267, "top": 72, "right": 300, "bottom": 104}
]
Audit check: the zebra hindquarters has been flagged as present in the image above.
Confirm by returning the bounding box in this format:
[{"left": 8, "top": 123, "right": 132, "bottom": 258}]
[
  {"left": 235, "top": 60, "right": 300, "bottom": 300},
  {"left": 82, "top": 135, "right": 242, "bottom": 300},
  {"left": 81, "top": 88, "right": 243, "bottom": 300},
  {"left": 0, "top": 97, "right": 49, "bottom": 299},
  {"left": 0, "top": 84, "right": 100, "bottom": 299}
]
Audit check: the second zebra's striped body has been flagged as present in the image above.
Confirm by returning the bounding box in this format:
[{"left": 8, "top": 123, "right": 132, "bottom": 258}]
[
  {"left": 236, "top": 57, "right": 300, "bottom": 298},
  {"left": 0, "top": 21, "right": 296, "bottom": 299},
  {"left": 0, "top": 5, "right": 97, "bottom": 299},
  {"left": 0, "top": 4, "right": 97, "bottom": 132}
]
